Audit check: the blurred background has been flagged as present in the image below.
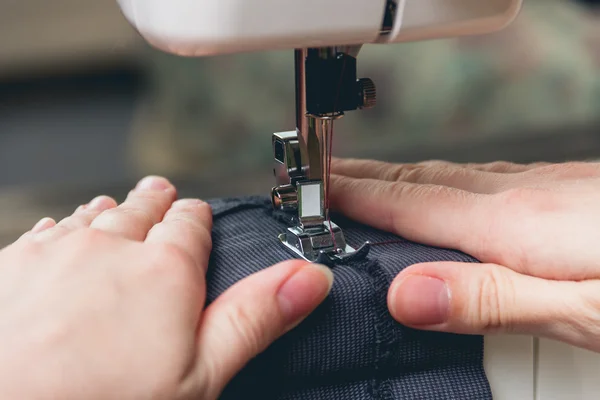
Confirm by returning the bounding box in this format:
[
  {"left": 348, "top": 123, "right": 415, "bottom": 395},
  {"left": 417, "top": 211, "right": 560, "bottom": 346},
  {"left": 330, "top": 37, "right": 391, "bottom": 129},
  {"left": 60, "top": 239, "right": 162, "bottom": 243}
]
[{"left": 0, "top": 0, "right": 598, "bottom": 246}]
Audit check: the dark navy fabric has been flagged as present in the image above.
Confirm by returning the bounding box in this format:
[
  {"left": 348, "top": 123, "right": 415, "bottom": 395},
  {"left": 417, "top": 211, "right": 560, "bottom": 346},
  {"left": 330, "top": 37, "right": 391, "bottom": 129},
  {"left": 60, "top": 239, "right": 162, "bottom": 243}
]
[{"left": 205, "top": 196, "right": 492, "bottom": 400}]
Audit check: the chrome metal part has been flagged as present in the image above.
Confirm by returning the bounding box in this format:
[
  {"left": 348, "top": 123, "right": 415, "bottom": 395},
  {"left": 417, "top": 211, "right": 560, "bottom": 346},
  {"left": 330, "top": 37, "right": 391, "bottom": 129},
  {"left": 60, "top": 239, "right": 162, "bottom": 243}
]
[
  {"left": 278, "top": 227, "right": 373, "bottom": 265},
  {"left": 277, "top": 222, "right": 349, "bottom": 263},
  {"left": 271, "top": 46, "right": 377, "bottom": 264},
  {"left": 272, "top": 131, "right": 303, "bottom": 187},
  {"left": 358, "top": 78, "right": 377, "bottom": 109},
  {"left": 271, "top": 185, "right": 297, "bottom": 211}
]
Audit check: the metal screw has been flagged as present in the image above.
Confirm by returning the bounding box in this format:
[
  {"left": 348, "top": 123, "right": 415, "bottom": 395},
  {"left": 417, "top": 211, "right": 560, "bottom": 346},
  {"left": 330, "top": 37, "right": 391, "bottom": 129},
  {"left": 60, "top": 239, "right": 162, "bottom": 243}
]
[{"left": 357, "top": 78, "right": 377, "bottom": 109}]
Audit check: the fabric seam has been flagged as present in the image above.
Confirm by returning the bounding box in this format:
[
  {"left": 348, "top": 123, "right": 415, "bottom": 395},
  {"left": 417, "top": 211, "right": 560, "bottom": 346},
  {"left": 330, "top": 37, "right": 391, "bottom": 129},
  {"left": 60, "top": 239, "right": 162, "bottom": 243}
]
[{"left": 340, "top": 257, "right": 395, "bottom": 400}]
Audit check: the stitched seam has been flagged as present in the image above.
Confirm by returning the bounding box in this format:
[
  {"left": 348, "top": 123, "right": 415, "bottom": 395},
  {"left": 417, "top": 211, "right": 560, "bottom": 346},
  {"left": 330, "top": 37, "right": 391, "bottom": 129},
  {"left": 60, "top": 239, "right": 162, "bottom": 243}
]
[{"left": 349, "top": 257, "right": 395, "bottom": 400}]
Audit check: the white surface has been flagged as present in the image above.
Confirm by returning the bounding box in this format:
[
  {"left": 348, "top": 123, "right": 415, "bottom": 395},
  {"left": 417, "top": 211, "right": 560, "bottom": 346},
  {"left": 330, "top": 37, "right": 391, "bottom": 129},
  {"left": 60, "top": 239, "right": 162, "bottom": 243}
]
[
  {"left": 484, "top": 335, "right": 600, "bottom": 399},
  {"left": 537, "top": 339, "right": 600, "bottom": 400},
  {"left": 298, "top": 183, "right": 321, "bottom": 219},
  {"left": 117, "top": 0, "right": 385, "bottom": 56},
  {"left": 484, "top": 335, "right": 535, "bottom": 399},
  {"left": 382, "top": 0, "right": 522, "bottom": 43},
  {"left": 117, "top": 0, "right": 522, "bottom": 57}
]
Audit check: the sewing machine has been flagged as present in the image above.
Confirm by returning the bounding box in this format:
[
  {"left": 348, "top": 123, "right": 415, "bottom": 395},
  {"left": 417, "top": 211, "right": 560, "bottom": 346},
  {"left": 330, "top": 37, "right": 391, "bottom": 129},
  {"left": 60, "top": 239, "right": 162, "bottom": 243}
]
[
  {"left": 116, "top": 0, "right": 522, "bottom": 264},
  {"left": 117, "top": 1, "right": 600, "bottom": 399}
]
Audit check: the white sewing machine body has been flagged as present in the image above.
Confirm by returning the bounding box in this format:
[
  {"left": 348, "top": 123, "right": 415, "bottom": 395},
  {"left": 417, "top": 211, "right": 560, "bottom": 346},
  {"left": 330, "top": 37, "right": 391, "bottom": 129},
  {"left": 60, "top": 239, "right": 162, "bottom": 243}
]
[
  {"left": 117, "top": 0, "right": 522, "bottom": 56},
  {"left": 117, "top": 1, "right": 600, "bottom": 398}
]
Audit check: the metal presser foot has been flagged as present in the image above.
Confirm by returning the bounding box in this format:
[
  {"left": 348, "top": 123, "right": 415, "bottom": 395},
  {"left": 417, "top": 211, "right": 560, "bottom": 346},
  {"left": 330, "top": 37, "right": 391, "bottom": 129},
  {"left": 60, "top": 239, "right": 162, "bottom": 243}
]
[
  {"left": 271, "top": 131, "right": 370, "bottom": 265},
  {"left": 278, "top": 224, "right": 372, "bottom": 266},
  {"left": 270, "top": 47, "right": 376, "bottom": 266}
]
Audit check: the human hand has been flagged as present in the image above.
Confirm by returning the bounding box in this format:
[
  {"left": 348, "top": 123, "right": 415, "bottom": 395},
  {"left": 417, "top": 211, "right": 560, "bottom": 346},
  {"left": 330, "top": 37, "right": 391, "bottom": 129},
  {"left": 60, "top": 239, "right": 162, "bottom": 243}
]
[
  {"left": 330, "top": 158, "right": 600, "bottom": 352},
  {"left": 0, "top": 176, "right": 333, "bottom": 400}
]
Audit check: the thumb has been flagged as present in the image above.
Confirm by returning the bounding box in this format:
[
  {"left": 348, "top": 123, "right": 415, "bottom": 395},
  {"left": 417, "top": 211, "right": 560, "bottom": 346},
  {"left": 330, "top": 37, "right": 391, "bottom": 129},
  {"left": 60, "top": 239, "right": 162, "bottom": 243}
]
[
  {"left": 387, "top": 261, "right": 593, "bottom": 340},
  {"left": 196, "top": 260, "right": 333, "bottom": 398}
]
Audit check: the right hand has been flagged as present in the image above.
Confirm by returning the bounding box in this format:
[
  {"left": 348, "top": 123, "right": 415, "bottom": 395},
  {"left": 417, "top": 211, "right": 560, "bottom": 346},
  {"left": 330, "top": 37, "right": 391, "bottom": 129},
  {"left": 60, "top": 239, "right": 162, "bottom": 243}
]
[{"left": 330, "top": 158, "right": 600, "bottom": 352}]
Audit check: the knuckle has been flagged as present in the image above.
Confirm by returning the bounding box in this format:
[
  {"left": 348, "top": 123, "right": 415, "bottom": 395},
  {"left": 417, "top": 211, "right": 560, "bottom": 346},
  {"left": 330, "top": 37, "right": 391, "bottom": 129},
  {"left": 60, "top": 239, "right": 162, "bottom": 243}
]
[
  {"left": 485, "top": 161, "right": 513, "bottom": 172},
  {"left": 125, "top": 192, "right": 170, "bottom": 212},
  {"left": 578, "top": 291, "right": 600, "bottom": 338},
  {"left": 158, "top": 242, "right": 192, "bottom": 263},
  {"left": 402, "top": 167, "right": 430, "bottom": 183},
  {"left": 73, "top": 228, "right": 111, "bottom": 244},
  {"left": 128, "top": 188, "right": 169, "bottom": 202},
  {"left": 169, "top": 215, "right": 212, "bottom": 242},
  {"left": 37, "top": 222, "right": 70, "bottom": 238},
  {"left": 419, "top": 160, "right": 450, "bottom": 168},
  {"left": 55, "top": 215, "right": 88, "bottom": 232},
  {"left": 223, "top": 304, "right": 269, "bottom": 356},
  {"left": 172, "top": 198, "right": 210, "bottom": 211},
  {"left": 150, "top": 243, "right": 200, "bottom": 280},
  {"left": 389, "top": 164, "right": 421, "bottom": 182},
  {"left": 474, "top": 268, "right": 515, "bottom": 333},
  {"left": 55, "top": 228, "right": 114, "bottom": 255},
  {"left": 442, "top": 167, "right": 473, "bottom": 185},
  {"left": 168, "top": 201, "right": 212, "bottom": 224},
  {"left": 92, "top": 208, "right": 121, "bottom": 225},
  {"left": 535, "top": 162, "right": 600, "bottom": 179},
  {"left": 113, "top": 206, "right": 156, "bottom": 226},
  {"left": 528, "top": 162, "right": 549, "bottom": 169},
  {"left": 401, "top": 165, "right": 467, "bottom": 186}
]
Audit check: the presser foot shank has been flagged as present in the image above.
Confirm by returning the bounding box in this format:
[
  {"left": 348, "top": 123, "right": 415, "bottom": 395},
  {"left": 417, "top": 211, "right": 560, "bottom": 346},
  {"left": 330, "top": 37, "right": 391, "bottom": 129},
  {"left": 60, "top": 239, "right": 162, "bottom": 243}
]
[{"left": 271, "top": 47, "right": 376, "bottom": 266}]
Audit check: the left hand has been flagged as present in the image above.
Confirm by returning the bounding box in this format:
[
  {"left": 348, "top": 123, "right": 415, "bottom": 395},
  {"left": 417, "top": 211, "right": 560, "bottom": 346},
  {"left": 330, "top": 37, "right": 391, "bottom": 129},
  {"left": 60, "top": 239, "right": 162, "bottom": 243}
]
[
  {"left": 0, "top": 176, "right": 333, "bottom": 400},
  {"left": 330, "top": 157, "right": 600, "bottom": 352}
]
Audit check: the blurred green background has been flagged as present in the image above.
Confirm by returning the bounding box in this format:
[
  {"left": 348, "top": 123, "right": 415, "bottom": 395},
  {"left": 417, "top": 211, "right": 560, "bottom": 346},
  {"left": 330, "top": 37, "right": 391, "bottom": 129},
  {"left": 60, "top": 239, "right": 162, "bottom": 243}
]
[{"left": 0, "top": 0, "right": 598, "bottom": 245}]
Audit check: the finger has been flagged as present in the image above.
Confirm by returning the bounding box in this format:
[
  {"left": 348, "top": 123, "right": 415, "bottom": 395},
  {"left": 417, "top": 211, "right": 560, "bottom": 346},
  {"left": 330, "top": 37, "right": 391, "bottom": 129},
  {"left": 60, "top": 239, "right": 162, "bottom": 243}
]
[
  {"left": 18, "top": 217, "right": 57, "bottom": 241},
  {"left": 331, "top": 158, "right": 406, "bottom": 180},
  {"left": 331, "top": 159, "right": 511, "bottom": 194},
  {"left": 466, "top": 161, "right": 550, "bottom": 173},
  {"left": 31, "top": 217, "right": 56, "bottom": 233},
  {"left": 388, "top": 261, "right": 600, "bottom": 352},
  {"left": 34, "top": 196, "right": 117, "bottom": 241},
  {"left": 145, "top": 199, "right": 213, "bottom": 273},
  {"left": 195, "top": 261, "right": 334, "bottom": 398},
  {"left": 329, "top": 174, "right": 489, "bottom": 253},
  {"left": 331, "top": 158, "right": 547, "bottom": 181},
  {"left": 90, "top": 176, "right": 176, "bottom": 241},
  {"left": 422, "top": 160, "right": 550, "bottom": 173}
]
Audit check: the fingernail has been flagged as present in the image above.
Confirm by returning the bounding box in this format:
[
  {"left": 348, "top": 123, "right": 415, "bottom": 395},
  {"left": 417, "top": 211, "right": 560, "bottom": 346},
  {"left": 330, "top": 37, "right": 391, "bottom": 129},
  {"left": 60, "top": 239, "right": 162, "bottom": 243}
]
[
  {"left": 135, "top": 176, "right": 173, "bottom": 191},
  {"left": 389, "top": 275, "right": 449, "bottom": 326},
  {"left": 32, "top": 217, "right": 55, "bottom": 233},
  {"left": 88, "top": 196, "right": 115, "bottom": 211},
  {"left": 172, "top": 198, "right": 207, "bottom": 209},
  {"left": 277, "top": 263, "right": 334, "bottom": 328}
]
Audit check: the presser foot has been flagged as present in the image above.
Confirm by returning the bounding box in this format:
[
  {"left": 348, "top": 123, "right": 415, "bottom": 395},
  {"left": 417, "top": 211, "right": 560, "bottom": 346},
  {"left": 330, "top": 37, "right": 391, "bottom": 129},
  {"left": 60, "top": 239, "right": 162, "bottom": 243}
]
[{"left": 277, "top": 221, "right": 371, "bottom": 266}]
